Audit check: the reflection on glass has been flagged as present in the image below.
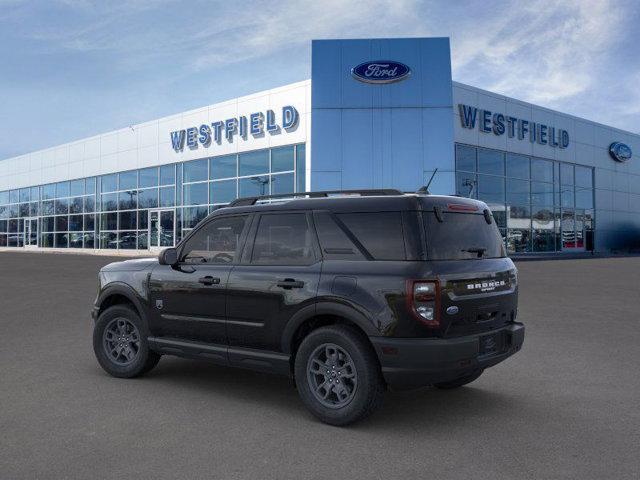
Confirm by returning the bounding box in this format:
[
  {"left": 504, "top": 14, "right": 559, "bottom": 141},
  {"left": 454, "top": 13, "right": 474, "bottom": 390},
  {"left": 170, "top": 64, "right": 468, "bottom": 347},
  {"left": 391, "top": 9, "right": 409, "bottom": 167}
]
[
  {"left": 456, "top": 144, "right": 476, "bottom": 172},
  {"left": 239, "top": 150, "right": 269, "bottom": 176},
  {"left": 477, "top": 175, "right": 504, "bottom": 204},
  {"left": 506, "top": 154, "right": 530, "bottom": 179},
  {"left": 271, "top": 146, "right": 295, "bottom": 172},
  {"left": 478, "top": 148, "right": 504, "bottom": 175}
]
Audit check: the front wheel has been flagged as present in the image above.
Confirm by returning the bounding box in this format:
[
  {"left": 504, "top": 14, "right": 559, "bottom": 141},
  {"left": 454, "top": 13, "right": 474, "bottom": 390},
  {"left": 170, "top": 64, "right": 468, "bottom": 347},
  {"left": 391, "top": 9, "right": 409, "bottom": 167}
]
[
  {"left": 93, "top": 304, "right": 160, "bottom": 378},
  {"left": 294, "top": 325, "right": 384, "bottom": 426}
]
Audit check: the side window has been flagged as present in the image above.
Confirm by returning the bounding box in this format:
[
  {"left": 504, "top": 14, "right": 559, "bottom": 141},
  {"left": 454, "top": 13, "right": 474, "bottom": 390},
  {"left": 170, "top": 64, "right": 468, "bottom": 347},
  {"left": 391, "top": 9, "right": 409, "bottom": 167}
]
[
  {"left": 313, "top": 211, "right": 366, "bottom": 261},
  {"left": 181, "top": 215, "right": 249, "bottom": 264},
  {"left": 251, "top": 213, "right": 316, "bottom": 265},
  {"left": 336, "top": 212, "right": 406, "bottom": 260}
]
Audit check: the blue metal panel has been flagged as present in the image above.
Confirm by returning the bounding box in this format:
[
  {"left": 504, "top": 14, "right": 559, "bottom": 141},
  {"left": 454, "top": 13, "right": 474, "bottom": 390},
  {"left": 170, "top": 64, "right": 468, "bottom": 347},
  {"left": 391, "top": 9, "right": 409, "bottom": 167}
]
[{"left": 311, "top": 38, "right": 455, "bottom": 194}]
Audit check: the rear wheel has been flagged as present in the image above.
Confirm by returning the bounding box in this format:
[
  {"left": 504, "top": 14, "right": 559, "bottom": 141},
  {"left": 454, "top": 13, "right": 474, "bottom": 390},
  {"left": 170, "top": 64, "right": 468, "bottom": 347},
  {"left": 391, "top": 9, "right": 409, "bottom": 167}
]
[
  {"left": 294, "top": 325, "right": 384, "bottom": 426},
  {"left": 433, "top": 369, "right": 484, "bottom": 389},
  {"left": 93, "top": 305, "right": 160, "bottom": 378}
]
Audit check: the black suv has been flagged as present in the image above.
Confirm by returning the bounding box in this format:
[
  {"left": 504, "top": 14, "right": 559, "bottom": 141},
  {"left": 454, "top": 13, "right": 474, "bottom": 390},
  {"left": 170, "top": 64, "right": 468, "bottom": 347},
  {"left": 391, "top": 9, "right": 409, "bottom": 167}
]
[{"left": 92, "top": 190, "right": 524, "bottom": 425}]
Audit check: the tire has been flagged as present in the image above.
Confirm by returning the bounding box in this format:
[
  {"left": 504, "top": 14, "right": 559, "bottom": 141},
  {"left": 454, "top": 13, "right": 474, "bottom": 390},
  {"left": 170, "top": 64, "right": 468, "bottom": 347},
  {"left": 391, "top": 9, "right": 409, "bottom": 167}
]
[
  {"left": 294, "top": 325, "right": 384, "bottom": 426},
  {"left": 93, "top": 304, "right": 160, "bottom": 378},
  {"left": 433, "top": 369, "right": 484, "bottom": 389}
]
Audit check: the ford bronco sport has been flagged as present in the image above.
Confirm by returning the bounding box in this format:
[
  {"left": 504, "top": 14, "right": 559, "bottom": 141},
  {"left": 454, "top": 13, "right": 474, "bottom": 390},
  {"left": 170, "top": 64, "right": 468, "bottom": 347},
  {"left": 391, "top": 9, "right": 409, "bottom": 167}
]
[{"left": 92, "top": 189, "right": 524, "bottom": 425}]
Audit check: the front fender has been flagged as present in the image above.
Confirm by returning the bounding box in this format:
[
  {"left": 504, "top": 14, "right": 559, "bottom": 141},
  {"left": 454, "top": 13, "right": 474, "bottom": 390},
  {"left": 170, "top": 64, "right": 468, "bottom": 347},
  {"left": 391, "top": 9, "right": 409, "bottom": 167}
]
[{"left": 95, "top": 281, "right": 149, "bottom": 325}]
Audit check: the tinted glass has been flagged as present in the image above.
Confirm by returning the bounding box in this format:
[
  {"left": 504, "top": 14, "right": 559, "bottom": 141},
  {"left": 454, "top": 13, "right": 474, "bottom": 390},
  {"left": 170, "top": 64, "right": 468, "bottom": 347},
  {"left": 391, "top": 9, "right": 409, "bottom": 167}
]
[
  {"left": 42, "top": 185, "right": 55, "bottom": 200},
  {"left": 271, "top": 173, "right": 294, "bottom": 195},
  {"left": 119, "top": 190, "right": 137, "bottom": 210},
  {"left": 183, "top": 159, "right": 208, "bottom": 183},
  {"left": 183, "top": 206, "right": 208, "bottom": 229},
  {"left": 239, "top": 150, "right": 269, "bottom": 176},
  {"left": 239, "top": 176, "right": 268, "bottom": 197},
  {"left": 119, "top": 171, "right": 137, "bottom": 190},
  {"left": 423, "top": 212, "right": 505, "bottom": 260},
  {"left": 337, "top": 212, "right": 406, "bottom": 260},
  {"left": 560, "top": 163, "right": 574, "bottom": 185},
  {"left": 456, "top": 144, "right": 476, "bottom": 172},
  {"left": 119, "top": 211, "right": 137, "bottom": 230},
  {"left": 139, "top": 167, "right": 158, "bottom": 188},
  {"left": 477, "top": 174, "right": 505, "bottom": 204},
  {"left": 252, "top": 213, "right": 316, "bottom": 265},
  {"left": 575, "top": 187, "right": 593, "bottom": 208},
  {"left": 506, "top": 178, "right": 530, "bottom": 204},
  {"left": 160, "top": 165, "right": 175, "bottom": 186},
  {"left": 506, "top": 154, "right": 529, "bottom": 179},
  {"left": 159, "top": 187, "right": 175, "bottom": 207},
  {"left": 184, "top": 183, "right": 208, "bottom": 205},
  {"left": 531, "top": 158, "right": 553, "bottom": 182},
  {"left": 575, "top": 166, "right": 593, "bottom": 188},
  {"left": 19, "top": 188, "right": 30, "bottom": 203},
  {"left": 101, "top": 174, "right": 117, "bottom": 192},
  {"left": 182, "top": 215, "right": 248, "bottom": 264},
  {"left": 210, "top": 155, "right": 237, "bottom": 179},
  {"left": 271, "top": 146, "right": 294, "bottom": 172},
  {"left": 138, "top": 189, "right": 158, "bottom": 209},
  {"left": 85, "top": 177, "right": 96, "bottom": 194},
  {"left": 56, "top": 182, "right": 70, "bottom": 198},
  {"left": 313, "top": 212, "right": 366, "bottom": 261},
  {"left": 70, "top": 180, "right": 84, "bottom": 196},
  {"left": 211, "top": 180, "right": 236, "bottom": 204},
  {"left": 531, "top": 182, "right": 554, "bottom": 206},
  {"left": 478, "top": 148, "right": 504, "bottom": 175},
  {"left": 456, "top": 172, "right": 477, "bottom": 198}
]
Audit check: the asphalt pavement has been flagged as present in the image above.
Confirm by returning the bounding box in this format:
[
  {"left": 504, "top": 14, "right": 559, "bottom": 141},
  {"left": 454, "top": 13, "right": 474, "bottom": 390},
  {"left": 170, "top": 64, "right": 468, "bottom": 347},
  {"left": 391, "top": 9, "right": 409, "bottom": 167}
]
[{"left": 1, "top": 252, "right": 639, "bottom": 479}]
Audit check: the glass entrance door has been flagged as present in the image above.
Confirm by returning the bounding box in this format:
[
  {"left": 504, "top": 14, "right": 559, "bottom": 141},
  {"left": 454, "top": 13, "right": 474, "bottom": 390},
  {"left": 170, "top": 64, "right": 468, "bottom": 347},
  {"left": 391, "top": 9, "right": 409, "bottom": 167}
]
[
  {"left": 561, "top": 209, "right": 585, "bottom": 252},
  {"left": 149, "top": 209, "right": 176, "bottom": 249},
  {"left": 23, "top": 217, "right": 38, "bottom": 248}
]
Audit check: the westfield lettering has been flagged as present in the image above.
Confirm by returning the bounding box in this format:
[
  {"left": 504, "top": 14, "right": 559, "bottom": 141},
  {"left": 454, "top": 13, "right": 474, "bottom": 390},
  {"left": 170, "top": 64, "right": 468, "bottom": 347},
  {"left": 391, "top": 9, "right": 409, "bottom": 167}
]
[
  {"left": 170, "top": 105, "right": 299, "bottom": 153},
  {"left": 458, "top": 104, "right": 570, "bottom": 149}
]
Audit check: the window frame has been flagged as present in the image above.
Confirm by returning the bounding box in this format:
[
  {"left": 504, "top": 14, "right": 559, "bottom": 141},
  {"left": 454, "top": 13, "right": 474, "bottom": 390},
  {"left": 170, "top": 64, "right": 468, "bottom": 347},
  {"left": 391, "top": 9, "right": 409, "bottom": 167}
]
[
  {"left": 244, "top": 211, "right": 320, "bottom": 267},
  {"left": 177, "top": 213, "right": 252, "bottom": 266}
]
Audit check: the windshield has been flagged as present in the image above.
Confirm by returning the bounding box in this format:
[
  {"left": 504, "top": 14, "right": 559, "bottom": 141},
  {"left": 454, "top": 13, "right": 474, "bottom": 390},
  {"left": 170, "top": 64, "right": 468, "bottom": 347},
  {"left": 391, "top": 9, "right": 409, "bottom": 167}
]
[{"left": 423, "top": 211, "right": 506, "bottom": 260}]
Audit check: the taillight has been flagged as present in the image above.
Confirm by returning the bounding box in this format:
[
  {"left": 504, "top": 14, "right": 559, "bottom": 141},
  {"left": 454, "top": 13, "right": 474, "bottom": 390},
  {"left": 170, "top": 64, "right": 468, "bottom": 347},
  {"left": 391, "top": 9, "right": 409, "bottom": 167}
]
[{"left": 407, "top": 280, "right": 440, "bottom": 327}]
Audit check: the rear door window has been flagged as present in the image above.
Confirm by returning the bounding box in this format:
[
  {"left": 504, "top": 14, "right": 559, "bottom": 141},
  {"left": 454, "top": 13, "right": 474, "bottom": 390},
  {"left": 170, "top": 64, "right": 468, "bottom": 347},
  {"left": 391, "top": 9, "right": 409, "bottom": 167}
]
[
  {"left": 251, "top": 213, "right": 317, "bottom": 265},
  {"left": 423, "top": 212, "right": 505, "bottom": 260},
  {"left": 336, "top": 212, "right": 406, "bottom": 260}
]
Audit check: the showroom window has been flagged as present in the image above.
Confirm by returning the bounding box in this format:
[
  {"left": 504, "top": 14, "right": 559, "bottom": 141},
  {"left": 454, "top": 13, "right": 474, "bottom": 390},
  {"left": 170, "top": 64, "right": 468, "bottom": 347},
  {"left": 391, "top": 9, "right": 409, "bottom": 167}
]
[
  {"left": 0, "top": 143, "right": 305, "bottom": 251},
  {"left": 455, "top": 144, "right": 594, "bottom": 254}
]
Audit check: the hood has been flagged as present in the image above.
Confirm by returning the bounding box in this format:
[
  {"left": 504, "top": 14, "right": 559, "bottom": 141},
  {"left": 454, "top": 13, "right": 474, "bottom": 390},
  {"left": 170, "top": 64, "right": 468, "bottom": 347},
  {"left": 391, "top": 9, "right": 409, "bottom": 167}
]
[{"left": 101, "top": 257, "right": 158, "bottom": 272}]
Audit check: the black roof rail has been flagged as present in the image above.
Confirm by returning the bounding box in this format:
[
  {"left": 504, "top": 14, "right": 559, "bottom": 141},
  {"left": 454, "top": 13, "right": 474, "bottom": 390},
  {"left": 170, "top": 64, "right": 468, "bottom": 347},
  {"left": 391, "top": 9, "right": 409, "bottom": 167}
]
[{"left": 226, "top": 189, "right": 404, "bottom": 207}]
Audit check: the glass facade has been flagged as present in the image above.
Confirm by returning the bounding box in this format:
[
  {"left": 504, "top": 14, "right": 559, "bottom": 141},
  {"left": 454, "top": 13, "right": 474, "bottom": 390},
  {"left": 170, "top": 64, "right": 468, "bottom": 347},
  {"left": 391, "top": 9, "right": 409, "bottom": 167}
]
[
  {"left": 455, "top": 144, "right": 595, "bottom": 254},
  {"left": 0, "top": 144, "right": 305, "bottom": 251}
]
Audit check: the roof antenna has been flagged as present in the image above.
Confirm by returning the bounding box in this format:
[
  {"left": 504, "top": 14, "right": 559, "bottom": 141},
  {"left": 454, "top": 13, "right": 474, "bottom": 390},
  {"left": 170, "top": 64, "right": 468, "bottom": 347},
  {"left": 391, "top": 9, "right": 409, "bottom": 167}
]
[{"left": 417, "top": 168, "right": 438, "bottom": 195}]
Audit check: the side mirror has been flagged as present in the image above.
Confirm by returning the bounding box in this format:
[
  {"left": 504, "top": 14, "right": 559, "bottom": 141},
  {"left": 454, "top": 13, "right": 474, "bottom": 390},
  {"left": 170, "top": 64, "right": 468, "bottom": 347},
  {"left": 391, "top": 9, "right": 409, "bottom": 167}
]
[{"left": 158, "top": 247, "right": 178, "bottom": 266}]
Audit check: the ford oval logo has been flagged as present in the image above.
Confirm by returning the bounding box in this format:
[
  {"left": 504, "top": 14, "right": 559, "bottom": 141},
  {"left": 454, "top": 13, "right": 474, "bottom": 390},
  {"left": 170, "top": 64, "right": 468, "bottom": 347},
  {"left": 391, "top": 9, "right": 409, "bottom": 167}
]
[
  {"left": 609, "top": 142, "right": 632, "bottom": 162},
  {"left": 351, "top": 60, "right": 411, "bottom": 84},
  {"left": 446, "top": 306, "right": 459, "bottom": 315}
]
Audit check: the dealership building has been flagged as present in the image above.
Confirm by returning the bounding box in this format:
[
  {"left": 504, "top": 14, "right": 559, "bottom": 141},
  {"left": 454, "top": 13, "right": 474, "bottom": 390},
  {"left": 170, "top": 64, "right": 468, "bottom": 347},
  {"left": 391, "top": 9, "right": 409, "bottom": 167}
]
[{"left": 1, "top": 37, "right": 638, "bottom": 255}]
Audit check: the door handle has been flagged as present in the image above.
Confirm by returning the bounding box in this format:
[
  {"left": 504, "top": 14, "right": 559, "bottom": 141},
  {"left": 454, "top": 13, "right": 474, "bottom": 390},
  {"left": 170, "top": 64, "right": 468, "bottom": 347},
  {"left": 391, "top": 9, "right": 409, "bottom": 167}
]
[
  {"left": 277, "top": 278, "right": 304, "bottom": 289},
  {"left": 198, "top": 276, "right": 221, "bottom": 286}
]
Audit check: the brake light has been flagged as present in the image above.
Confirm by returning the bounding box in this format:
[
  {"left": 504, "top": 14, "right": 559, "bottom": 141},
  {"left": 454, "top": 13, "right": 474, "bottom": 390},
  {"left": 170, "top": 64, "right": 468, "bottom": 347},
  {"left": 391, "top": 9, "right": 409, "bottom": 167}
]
[
  {"left": 407, "top": 280, "right": 440, "bottom": 327},
  {"left": 447, "top": 203, "right": 478, "bottom": 212}
]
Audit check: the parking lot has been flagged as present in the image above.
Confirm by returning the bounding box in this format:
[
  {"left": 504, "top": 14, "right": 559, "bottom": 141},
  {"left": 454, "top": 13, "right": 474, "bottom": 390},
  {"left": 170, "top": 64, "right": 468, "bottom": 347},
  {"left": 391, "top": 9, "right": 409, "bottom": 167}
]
[{"left": 1, "top": 252, "right": 639, "bottom": 479}]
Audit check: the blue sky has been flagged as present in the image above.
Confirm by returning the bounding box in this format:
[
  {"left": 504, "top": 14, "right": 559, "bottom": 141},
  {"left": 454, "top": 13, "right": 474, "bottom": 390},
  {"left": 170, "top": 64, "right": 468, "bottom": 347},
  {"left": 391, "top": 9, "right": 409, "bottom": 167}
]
[{"left": 1, "top": 0, "right": 638, "bottom": 159}]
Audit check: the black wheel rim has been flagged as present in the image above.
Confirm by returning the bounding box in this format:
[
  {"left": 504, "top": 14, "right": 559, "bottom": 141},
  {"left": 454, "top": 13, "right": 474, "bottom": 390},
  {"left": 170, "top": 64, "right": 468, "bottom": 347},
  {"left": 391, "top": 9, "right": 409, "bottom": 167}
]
[
  {"left": 306, "top": 343, "right": 358, "bottom": 409},
  {"left": 103, "top": 318, "right": 141, "bottom": 366}
]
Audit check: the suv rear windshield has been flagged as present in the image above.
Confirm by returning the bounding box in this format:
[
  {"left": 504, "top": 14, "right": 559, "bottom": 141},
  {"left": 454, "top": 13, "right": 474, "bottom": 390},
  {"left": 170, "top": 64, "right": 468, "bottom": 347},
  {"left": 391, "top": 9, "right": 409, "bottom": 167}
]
[{"left": 423, "top": 211, "right": 505, "bottom": 260}]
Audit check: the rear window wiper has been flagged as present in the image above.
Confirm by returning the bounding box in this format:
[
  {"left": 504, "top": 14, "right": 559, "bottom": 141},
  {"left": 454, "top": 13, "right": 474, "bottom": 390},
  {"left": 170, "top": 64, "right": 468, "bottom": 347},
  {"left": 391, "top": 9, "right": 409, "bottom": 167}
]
[{"left": 461, "top": 247, "right": 486, "bottom": 258}]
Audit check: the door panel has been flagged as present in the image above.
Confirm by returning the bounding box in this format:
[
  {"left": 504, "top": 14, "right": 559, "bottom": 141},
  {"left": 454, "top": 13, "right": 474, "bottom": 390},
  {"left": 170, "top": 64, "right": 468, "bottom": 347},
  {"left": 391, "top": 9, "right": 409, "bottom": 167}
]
[
  {"left": 227, "top": 263, "right": 321, "bottom": 351},
  {"left": 148, "top": 214, "right": 251, "bottom": 345},
  {"left": 226, "top": 212, "right": 321, "bottom": 352},
  {"left": 148, "top": 264, "right": 232, "bottom": 344}
]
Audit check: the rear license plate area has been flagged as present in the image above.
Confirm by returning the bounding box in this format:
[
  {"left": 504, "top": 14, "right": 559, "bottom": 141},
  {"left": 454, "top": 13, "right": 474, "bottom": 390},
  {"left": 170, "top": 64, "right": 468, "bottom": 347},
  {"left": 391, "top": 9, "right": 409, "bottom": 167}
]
[{"left": 479, "top": 332, "right": 505, "bottom": 356}]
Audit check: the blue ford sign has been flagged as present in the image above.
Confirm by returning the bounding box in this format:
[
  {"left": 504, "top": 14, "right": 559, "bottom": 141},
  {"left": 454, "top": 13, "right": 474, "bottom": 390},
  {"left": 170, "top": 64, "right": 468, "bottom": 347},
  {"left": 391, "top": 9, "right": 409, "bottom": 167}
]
[
  {"left": 609, "top": 142, "right": 632, "bottom": 162},
  {"left": 351, "top": 61, "right": 411, "bottom": 84}
]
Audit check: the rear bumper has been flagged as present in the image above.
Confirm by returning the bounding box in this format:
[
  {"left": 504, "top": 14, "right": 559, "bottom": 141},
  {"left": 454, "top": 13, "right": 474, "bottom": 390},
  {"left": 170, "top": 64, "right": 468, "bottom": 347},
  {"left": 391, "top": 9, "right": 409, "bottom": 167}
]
[{"left": 370, "top": 323, "right": 525, "bottom": 390}]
